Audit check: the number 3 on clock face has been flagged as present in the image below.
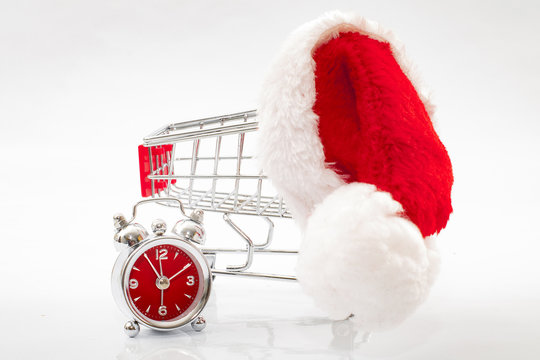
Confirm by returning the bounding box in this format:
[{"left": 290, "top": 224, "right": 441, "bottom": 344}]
[{"left": 112, "top": 237, "right": 212, "bottom": 331}]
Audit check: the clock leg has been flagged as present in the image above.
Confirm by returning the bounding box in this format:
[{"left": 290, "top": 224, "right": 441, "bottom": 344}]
[
  {"left": 191, "top": 316, "right": 206, "bottom": 332},
  {"left": 124, "top": 320, "right": 140, "bottom": 337}
]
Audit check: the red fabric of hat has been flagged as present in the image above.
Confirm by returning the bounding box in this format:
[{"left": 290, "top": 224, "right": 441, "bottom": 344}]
[{"left": 313, "top": 31, "right": 453, "bottom": 238}]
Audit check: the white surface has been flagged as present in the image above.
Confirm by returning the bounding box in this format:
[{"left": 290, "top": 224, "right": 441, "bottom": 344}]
[{"left": 1, "top": 1, "right": 540, "bottom": 359}]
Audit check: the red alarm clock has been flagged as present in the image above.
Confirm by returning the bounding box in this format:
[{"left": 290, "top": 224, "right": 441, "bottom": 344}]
[{"left": 111, "top": 198, "right": 211, "bottom": 337}]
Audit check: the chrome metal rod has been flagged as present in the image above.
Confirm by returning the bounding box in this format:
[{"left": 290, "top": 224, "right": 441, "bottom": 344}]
[
  {"left": 146, "top": 123, "right": 172, "bottom": 138},
  {"left": 256, "top": 172, "right": 263, "bottom": 215},
  {"left": 188, "top": 137, "right": 200, "bottom": 205},
  {"left": 168, "top": 187, "right": 287, "bottom": 208},
  {"left": 176, "top": 156, "right": 253, "bottom": 161},
  {"left": 148, "top": 174, "right": 266, "bottom": 180},
  {"left": 233, "top": 132, "right": 245, "bottom": 209},
  {"left": 255, "top": 217, "right": 274, "bottom": 250},
  {"left": 223, "top": 213, "right": 254, "bottom": 271},
  {"left": 153, "top": 194, "right": 292, "bottom": 218},
  {"left": 149, "top": 147, "right": 155, "bottom": 196},
  {"left": 211, "top": 135, "right": 222, "bottom": 208},
  {"left": 168, "top": 110, "right": 257, "bottom": 131},
  {"left": 166, "top": 144, "right": 175, "bottom": 195},
  {"left": 202, "top": 248, "right": 297, "bottom": 254},
  {"left": 212, "top": 269, "right": 297, "bottom": 281},
  {"left": 144, "top": 122, "right": 258, "bottom": 145},
  {"left": 129, "top": 197, "right": 186, "bottom": 223}
]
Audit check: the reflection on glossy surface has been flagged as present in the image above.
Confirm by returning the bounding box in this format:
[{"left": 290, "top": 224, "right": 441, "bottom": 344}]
[
  {"left": 118, "top": 337, "right": 203, "bottom": 360},
  {"left": 117, "top": 316, "right": 370, "bottom": 360}
]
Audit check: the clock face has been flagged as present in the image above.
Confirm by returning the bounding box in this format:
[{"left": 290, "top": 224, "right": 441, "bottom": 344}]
[{"left": 126, "top": 243, "right": 202, "bottom": 323}]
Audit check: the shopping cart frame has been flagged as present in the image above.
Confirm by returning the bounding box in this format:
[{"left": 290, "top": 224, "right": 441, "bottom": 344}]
[{"left": 138, "top": 110, "right": 297, "bottom": 281}]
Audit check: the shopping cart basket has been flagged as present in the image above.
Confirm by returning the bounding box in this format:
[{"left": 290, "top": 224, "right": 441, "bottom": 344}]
[{"left": 138, "top": 110, "right": 297, "bottom": 280}]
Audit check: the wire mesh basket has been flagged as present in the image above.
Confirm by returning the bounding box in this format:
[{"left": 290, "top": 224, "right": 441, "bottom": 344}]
[{"left": 139, "top": 110, "right": 291, "bottom": 219}]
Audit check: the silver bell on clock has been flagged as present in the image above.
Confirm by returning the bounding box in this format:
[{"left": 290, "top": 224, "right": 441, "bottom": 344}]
[
  {"left": 172, "top": 209, "right": 206, "bottom": 245},
  {"left": 113, "top": 213, "right": 148, "bottom": 250}
]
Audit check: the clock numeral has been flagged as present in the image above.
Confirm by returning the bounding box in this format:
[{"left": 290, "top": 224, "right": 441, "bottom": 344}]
[
  {"left": 129, "top": 279, "right": 139, "bottom": 289},
  {"left": 129, "top": 279, "right": 138, "bottom": 289},
  {"left": 158, "top": 305, "right": 167, "bottom": 316},
  {"left": 186, "top": 275, "right": 194, "bottom": 286},
  {"left": 156, "top": 248, "right": 168, "bottom": 260}
]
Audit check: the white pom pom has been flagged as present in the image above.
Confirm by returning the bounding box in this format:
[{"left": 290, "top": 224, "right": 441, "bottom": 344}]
[{"left": 296, "top": 183, "right": 440, "bottom": 331}]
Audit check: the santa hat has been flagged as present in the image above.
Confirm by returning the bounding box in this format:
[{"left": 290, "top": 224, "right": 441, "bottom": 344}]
[{"left": 257, "top": 11, "right": 453, "bottom": 331}]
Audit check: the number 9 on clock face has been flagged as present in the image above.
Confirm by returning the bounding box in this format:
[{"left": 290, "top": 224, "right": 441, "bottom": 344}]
[{"left": 112, "top": 237, "right": 212, "bottom": 331}]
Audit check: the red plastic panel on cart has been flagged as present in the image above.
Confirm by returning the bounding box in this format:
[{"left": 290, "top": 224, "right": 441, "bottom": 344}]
[{"left": 138, "top": 144, "right": 176, "bottom": 197}]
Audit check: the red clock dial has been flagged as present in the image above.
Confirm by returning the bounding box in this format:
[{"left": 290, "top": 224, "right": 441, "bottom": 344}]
[{"left": 127, "top": 244, "right": 201, "bottom": 321}]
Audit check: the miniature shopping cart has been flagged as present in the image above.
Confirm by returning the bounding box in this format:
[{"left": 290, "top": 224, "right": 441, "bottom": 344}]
[{"left": 138, "top": 110, "right": 297, "bottom": 280}]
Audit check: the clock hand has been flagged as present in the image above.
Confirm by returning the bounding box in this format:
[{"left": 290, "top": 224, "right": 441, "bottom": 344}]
[
  {"left": 159, "top": 256, "right": 163, "bottom": 276},
  {"left": 143, "top": 253, "right": 160, "bottom": 278},
  {"left": 169, "top": 263, "right": 192, "bottom": 281}
]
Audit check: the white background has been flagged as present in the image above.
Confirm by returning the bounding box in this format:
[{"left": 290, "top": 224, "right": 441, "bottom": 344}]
[{"left": 1, "top": 0, "right": 539, "bottom": 359}]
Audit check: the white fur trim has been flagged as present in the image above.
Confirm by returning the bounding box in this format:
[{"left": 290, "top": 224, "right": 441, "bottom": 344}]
[
  {"left": 296, "top": 183, "right": 440, "bottom": 331},
  {"left": 257, "top": 10, "right": 434, "bottom": 227}
]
